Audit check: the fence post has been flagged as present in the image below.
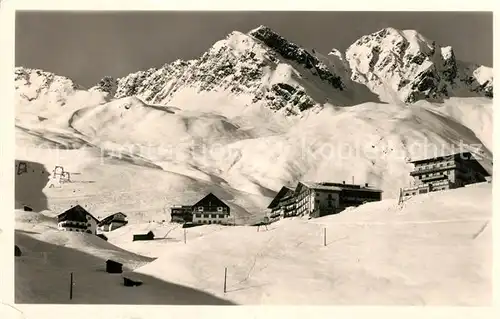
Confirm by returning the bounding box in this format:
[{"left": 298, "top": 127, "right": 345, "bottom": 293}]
[
  {"left": 223, "top": 267, "right": 227, "bottom": 293},
  {"left": 69, "top": 272, "right": 73, "bottom": 300},
  {"left": 323, "top": 228, "right": 326, "bottom": 247}
]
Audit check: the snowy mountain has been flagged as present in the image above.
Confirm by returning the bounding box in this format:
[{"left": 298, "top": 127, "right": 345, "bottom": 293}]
[
  {"left": 112, "top": 25, "right": 379, "bottom": 115},
  {"left": 14, "top": 67, "right": 109, "bottom": 128},
  {"left": 13, "top": 25, "right": 493, "bottom": 224},
  {"left": 346, "top": 27, "right": 493, "bottom": 104},
  {"left": 110, "top": 26, "right": 492, "bottom": 109}
]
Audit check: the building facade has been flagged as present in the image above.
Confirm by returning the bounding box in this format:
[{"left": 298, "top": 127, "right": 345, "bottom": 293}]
[
  {"left": 402, "top": 152, "right": 490, "bottom": 198},
  {"left": 267, "top": 181, "right": 383, "bottom": 219},
  {"left": 266, "top": 186, "right": 294, "bottom": 221},
  {"left": 98, "top": 212, "right": 128, "bottom": 232},
  {"left": 191, "top": 193, "right": 231, "bottom": 225},
  {"left": 57, "top": 205, "right": 99, "bottom": 234},
  {"left": 170, "top": 205, "right": 194, "bottom": 223}
]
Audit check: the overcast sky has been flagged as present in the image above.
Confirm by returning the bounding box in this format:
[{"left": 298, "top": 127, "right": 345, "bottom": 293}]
[{"left": 15, "top": 11, "right": 493, "bottom": 88}]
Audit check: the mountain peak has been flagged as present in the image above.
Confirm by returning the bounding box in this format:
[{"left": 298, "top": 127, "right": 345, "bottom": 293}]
[
  {"left": 248, "top": 25, "right": 276, "bottom": 36},
  {"left": 346, "top": 28, "right": 492, "bottom": 103}
]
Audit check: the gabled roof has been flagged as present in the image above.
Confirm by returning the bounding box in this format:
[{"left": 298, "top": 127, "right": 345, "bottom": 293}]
[
  {"left": 267, "top": 186, "right": 294, "bottom": 209},
  {"left": 57, "top": 205, "right": 99, "bottom": 223},
  {"left": 300, "top": 181, "right": 343, "bottom": 192},
  {"left": 301, "top": 181, "right": 383, "bottom": 193},
  {"left": 98, "top": 212, "right": 128, "bottom": 226},
  {"left": 192, "top": 193, "right": 229, "bottom": 208},
  {"left": 409, "top": 151, "right": 473, "bottom": 164}
]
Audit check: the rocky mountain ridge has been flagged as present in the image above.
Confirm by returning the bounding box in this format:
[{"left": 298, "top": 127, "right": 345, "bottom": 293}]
[{"left": 15, "top": 26, "right": 493, "bottom": 115}]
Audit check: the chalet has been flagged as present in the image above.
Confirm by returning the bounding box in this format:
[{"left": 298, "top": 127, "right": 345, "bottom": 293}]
[
  {"left": 106, "top": 259, "right": 123, "bottom": 273},
  {"left": 133, "top": 231, "right": 155, "bottom": 241},
  {"left": 268, "top": 181, "right": 383, "bottom": 219},
  {"left": 191, "top": 193, "right": 230, "bottom": 225},
  {"left": 170, "top": 205, "right": 194, "bottom": 223},
  {"left": 57, "top": 205, "right": 99, "bottom": 234},
  {"left": 98, "top": 212, "right": 128, "bottom": 232},
  {"left": 402, "top": 152, "right": 491, "bottom": 198}
]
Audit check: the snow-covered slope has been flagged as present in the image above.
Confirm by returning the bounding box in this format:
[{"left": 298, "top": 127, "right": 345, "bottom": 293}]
[
  {"left": 15, "top": 183, "right": 491, "bottom": 305},
  {"left": 346, "top": 28, "right": 493, "bottom": 104},
  {"left": 14, "top": 211, "right": 234, "bottom": 304},
  {"left": 15, "top": 94, "right": 492, "bottom": 225},
  {"left": 109, "top": 183, "right": 491, "bottom": 305},
  {"left": 13, "top": 25, "right": 493, "bottom": 225}
]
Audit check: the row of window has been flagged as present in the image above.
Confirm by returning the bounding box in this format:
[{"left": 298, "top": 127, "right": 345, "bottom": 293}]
[
  {"left": 195, "top": 220, "right": 225, "bottom": 224},
  {"left": 416, "top": 161, "right": 455, "bottom": 171},
  {"left": 194, "top": 213, "right": 226, "bottom": 219},
  {"left": 61, "top": 228, "right": 92, "bottom": 233},
  {"left": 420, "top": 171, "right": 447, "bottom": 179},
  {"left": 196, "top": 206, "right": 227, "bottom": 212},
  {"left": 314, "top": 199, "right": 334, "bottom": 207}
]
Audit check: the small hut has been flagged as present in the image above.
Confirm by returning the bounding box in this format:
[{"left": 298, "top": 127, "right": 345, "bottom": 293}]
[
  {"left": 106, "top": 259, "right": 123, "bottom": 274},
  {"left": 123, "top": 276, "right": 143, "bottom": 287},
  {"left": 132, "top": 230, "right": 154, "bottom": 241}
]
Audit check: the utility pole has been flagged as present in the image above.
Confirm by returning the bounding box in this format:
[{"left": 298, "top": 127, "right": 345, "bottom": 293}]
[{"left": 183, "top": 229, "right": 187, "bottom": 244}]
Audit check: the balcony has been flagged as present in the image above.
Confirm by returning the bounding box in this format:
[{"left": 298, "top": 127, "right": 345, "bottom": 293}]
[
  {"left": 410, "top": 163, "right": 457, "bottom": 176},
  {"left": 58, "top": 221, "right": 88, "bottom": 229},
  {"left": 421, "top": 173, "right": 448, "bottom": 182}
]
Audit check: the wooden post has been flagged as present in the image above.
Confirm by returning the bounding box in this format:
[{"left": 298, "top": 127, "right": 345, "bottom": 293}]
[
  {"left": 223, "top": 267, "right": 227, "bottom": 293},
  {"left": 69, "top": 272, "right": 73, "bottom": 300},
  {"left": 184, "top": 229, "right": 186, "bottom": 244},
  {"left": 323, "top": 228, "right": 327, "bottom": 247}
]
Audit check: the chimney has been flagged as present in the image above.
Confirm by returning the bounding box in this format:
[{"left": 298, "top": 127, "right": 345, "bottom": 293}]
[
  {"left": 342, "top": 181, "right": 345, "bottom": 184},
  {"left": 365, "top": 183, "right": 369, "bottom": 187}
]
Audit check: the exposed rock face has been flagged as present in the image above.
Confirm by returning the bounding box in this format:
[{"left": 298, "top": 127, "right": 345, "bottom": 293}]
[
  {"left": 15, "top": 67, "right": 81, "bottom": 104},
  {"left": 90, "top": 76, "right": 118, "bottom": 97},
  {"left": 110, "top": 26, "right": 364, "bottom": 115},
  {"left": 248, "top": 25, "right": 345, "bottom": 90},
  {"left": 345, "top": 27, "right": 493, "bottom": 103}
]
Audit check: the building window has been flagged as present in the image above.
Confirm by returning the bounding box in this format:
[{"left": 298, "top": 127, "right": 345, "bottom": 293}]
[
  {"left": 218, "top": 214, "right": 224, "bottom": 218},
  {"left": 195, "top": 214, "right": 201, "bottom": 218},
  {"left": 217, "top": 207, "right": 223, "bottom": 212},
  {"left": 327, "top": 194, "right": 332, "bottom": 199},
  {"left": 198, "top": 207, "right": 203, "bottom": 212},
  {"left": 328, "top": 201, "right": 333, "bottom": 207}
]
